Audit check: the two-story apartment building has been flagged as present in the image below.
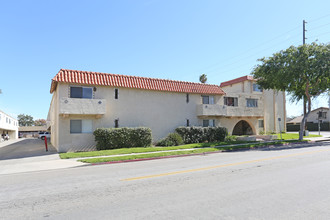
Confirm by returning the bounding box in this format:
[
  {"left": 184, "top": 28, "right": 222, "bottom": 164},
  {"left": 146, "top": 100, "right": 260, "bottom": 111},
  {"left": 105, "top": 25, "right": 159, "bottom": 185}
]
[
  {"left": 48, "top": 69, "right": 286, "bottom": 152},
  {"left": 219, "top": 76, "right": 286, "bottom": 135},
  {"left": 0, "top": 110, "right": 19, "bottom": 140}
]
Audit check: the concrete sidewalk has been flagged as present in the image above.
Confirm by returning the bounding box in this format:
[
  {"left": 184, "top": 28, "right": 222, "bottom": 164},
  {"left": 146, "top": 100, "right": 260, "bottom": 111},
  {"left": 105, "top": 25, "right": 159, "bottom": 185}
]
[
  {"left": 1, "top": 136, "right": 329, "bottom": 175},
  {"left": 67, "top": 138, "right": 330, "bottom": 162}
]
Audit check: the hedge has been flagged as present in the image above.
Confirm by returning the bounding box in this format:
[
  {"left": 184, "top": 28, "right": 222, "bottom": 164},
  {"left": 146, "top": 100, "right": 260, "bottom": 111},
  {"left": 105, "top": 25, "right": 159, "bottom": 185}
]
[
  {"left": 287, "top": 122, "right": 330, "bottom": 132},
  {"left": 94, "top": 127, "right": 152, "bottom": 150},
  {"left": 175, "top": 126, "right": 228, "bottom": 144},
  {"left": 156, "top": 132, "right": 183, "bottom": 146}
]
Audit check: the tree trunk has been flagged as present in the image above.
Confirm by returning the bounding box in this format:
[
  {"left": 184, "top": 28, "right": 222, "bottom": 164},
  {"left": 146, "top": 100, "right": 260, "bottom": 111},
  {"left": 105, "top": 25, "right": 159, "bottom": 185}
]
[{"left": 299, "top": 86, "right": 312, "bottom": 140}]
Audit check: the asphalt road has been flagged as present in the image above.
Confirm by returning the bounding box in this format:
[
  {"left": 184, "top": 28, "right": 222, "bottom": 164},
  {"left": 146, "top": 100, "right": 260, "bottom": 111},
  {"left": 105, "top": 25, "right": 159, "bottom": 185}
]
[{"left": 1, "top": 142, "right": 330, "bottom": 220}]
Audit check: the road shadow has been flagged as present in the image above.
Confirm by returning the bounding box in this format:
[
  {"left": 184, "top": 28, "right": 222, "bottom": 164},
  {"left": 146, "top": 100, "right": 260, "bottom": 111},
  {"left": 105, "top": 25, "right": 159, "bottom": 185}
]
[{"left": 0, "top": 138, "right": 58, "bottom": 160}]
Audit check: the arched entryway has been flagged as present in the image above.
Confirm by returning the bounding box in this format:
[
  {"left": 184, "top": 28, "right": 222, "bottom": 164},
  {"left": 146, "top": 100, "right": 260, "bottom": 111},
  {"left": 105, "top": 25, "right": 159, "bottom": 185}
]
[{"left": 232, "top": 120, "right": 254, "bottom": 135}]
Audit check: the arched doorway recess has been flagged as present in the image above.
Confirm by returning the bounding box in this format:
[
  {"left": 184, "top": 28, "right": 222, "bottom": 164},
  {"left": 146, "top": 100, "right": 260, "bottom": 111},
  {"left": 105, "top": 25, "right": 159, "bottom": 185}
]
[{"left": 232, "top": 120, "right": 254, "bottom": 135}]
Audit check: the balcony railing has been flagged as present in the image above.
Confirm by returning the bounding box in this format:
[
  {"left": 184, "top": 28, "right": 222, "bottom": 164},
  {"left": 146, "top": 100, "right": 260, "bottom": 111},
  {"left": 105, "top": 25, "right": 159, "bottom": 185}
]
[
  {"left": 59, "top": 98, "right": 106, "bottom": 116},
  {"left": 197, "top": 104, "right": 263, "bottom": 117}
]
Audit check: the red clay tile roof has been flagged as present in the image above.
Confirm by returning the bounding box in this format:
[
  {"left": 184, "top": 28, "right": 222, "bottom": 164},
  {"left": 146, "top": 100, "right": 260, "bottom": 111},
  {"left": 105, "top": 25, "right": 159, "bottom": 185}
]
[
  {"left": 220, "top": 75, "right": 255, "bottom": 87},
  {"left": 50, "top": 69, "right": 226, "bottom": 95}
]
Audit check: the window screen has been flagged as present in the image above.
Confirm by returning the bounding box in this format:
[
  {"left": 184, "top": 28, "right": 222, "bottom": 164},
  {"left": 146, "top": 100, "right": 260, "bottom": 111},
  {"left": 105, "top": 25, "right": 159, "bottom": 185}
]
[
  {"left": 70, "top": 120, "right": 82, "bottom": 133},
  {"left": 70, "top": 87, "right": 93, "bottom": 99},
  {"left": 203, "top": 120, "right": 209, "bottom": 127},
  {"left": 246, "top": 99, "right": 258, "bottom": 107},
  {"left": 70, "top": 120, "right": 93, "bottom": 133},
  {"left": 202, "top": 96, "right": 209, "bottom": 104},
  {"left": 202, "top": 96, "right": 215, "bottom": 104}
]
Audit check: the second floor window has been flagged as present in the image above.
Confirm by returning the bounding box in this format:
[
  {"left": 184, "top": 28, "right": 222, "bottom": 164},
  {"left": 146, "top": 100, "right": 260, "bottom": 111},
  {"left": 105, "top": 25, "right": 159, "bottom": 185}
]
[
  {"left": 70, "top": 86, "right": 93, "bottom": 99},
  {"left": 224, "top": 97, "right": 238, "bottom": 106},
  {"left": 253, "top": 83, "right": 263, "bottom": 92},
  {"left": 246, "top": 99, "right": 258, "bottom": 107},
  {"left": 202, "top": 95, "right": 214, "bottom": 104},
  {"left": 318, "top": 112, "right": 327, "bottom": 119}
]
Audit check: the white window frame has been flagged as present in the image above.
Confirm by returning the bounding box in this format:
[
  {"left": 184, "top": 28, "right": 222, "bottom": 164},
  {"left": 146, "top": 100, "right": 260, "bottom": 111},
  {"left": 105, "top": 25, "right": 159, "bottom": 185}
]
[
  {"left": 202, "top": 95, "right": 215, "bottom": 105},
  {"left": 70, "top": 86, "right": 93, "bottom": 99},
  {"left": 224, "top": 97, "right": 238, "bottom": 107},
  {"left": 203, "top": 119, "right": 215, "bottom": 127},
  {"left": 246, "top": 98, "right": 258, "bottom": 108},
  {"left": 70, "top": 119, "right": 93, "bottom": 134}
]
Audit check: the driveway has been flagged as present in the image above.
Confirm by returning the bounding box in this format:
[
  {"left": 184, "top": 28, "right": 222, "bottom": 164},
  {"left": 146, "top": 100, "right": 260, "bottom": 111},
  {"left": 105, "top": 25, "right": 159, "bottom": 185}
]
[
  {"left": 0, "top": 138, "right": 84, "bottom": 175},
  {"left": 0, "top": 138, "right": 57, "bottom": 160}
]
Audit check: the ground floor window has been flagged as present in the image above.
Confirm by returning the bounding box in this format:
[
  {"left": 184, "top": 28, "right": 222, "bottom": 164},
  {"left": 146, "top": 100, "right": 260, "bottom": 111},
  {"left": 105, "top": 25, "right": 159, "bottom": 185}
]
[
  {"left": 70, "top": 120, "right": 93, "bottom": 133},
  {"left": 258, "top": 119, "right": 264, "bottom": 128},
  {"left": 203, "top": 119, "right": 215, "bottom": 127}
]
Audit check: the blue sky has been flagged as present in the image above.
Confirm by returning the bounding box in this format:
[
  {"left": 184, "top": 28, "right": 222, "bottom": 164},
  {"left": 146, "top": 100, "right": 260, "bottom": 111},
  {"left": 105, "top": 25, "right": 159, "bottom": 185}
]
[{"left": 0, "top": 0, "right": 329, "bottom": 120}]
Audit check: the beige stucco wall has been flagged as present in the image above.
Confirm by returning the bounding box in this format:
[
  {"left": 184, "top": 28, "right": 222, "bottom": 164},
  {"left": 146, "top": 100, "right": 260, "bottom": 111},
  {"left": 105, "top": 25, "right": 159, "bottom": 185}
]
[
  {"left": 221, "top": 80, "right": 286, "bottom": 134},
  {"left": 52, "top": 83, "right": 223, "bottom": 152},
  {"left": 49, "top": 78, "right": 287, "bottom": 152}
]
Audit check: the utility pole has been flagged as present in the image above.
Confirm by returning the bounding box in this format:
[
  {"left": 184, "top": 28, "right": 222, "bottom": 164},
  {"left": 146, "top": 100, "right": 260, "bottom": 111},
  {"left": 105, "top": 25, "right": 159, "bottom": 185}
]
[
  {"left": 303, "top": 20, "right": 307, "bottom": 45},
  {"left": 303, "top": 20, "right": 307, "bottom": 134}
]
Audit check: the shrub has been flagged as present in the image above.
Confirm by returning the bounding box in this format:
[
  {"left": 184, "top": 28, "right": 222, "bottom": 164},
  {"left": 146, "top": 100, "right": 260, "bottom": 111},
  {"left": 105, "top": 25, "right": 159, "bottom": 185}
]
[
  {"left": 225, "top": 135, "right": 238, "bottom": 142},
  {"left": 94, "top": 127, "right": 152, "bottom": 150},
  {"left": 175, "top": 126, "right": 227, "bottom": 144},
  {"left": 156, "top": 132, "right": 183, "bottom": 146}
]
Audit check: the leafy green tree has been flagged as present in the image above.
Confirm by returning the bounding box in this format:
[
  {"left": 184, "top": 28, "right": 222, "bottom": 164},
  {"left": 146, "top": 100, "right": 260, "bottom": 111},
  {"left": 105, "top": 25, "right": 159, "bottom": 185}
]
[
  {"left": 17, "top": 114, "right": 34, "bottom": 126},
  {"left": 199, "top": 74, "right": 207, "bottom": 83},
  {"left": 34, "top": 119, "right": 46, "bottom": 126},
  {"left": 252, "top": 42, "right": 330, "bottom": 140}
]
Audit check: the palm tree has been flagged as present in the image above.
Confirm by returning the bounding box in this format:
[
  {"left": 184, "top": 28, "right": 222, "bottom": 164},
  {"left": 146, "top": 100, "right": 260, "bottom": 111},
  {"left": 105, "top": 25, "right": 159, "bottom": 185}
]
[{"left": 199, "top": 74, "right": 207, "bottom": 84}]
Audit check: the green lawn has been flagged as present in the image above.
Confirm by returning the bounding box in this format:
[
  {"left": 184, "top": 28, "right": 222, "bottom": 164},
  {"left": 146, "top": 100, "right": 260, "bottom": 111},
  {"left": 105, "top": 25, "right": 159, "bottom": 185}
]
[
  {"left": 60, "top": 140, "right": 255, "bottom": 159},
  {"left": 276, "top": 133, "right": 321, "bottom": 140},
  {"left": 78, "top": 140, "right": 306, "bottom": 164}
]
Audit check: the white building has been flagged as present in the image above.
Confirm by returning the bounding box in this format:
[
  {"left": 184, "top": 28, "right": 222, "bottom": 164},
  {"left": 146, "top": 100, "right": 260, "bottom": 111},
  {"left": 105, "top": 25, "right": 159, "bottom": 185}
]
[{"left": 0, "top": 110, "right": 19, "bottom": 140}]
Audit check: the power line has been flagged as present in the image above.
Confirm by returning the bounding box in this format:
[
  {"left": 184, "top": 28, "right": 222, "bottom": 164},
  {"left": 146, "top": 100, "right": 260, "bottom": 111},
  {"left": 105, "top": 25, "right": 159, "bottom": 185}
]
[
  {"left": 308, "top": 31, "right": 330, "bottom": 39},
  {"left": 205, "top": 37, "right": 301, "bottom": 75},
  {"left": 309, "top": 13, "right": 330, "bottom": 23},
  {"left": 309, "top": 22, "right": 330, "bottom": 31},
  {"left": 209, "top": 39, "right": 302, "bottom": 75},
  {"left": 199, "top": 25, "right": 300, "bottom": 73}
]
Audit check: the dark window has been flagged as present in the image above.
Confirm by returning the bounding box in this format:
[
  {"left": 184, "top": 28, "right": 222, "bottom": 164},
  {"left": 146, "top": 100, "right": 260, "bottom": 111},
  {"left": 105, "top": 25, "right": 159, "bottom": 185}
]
[
  {"left": 319, "top": 112, "right": 327, "bottom": 119},
  {"left": 203, "top": 119, "right": 215, "bottom": 127},
  {"left": 70, "top": 87, "right": 93, "bottom": 99},
  {"left": 253, "top": 83, "right": 263, "bottom": 92},
  {"left": 186, "top": 119, "right": 190, "bottom": 126},
  {"left": 224, "top": 97, "right": 238, "bottom": 106},
  {"left": 259, "top": 120, "right": 264, "bottom": 128},
  {"left": 70, "top": 120, "right": 82, "bottom": 133},
  {"left": 202, "top": 95, "right": 214, "bottom": 104},
  {"left": 115, "top": 89, "right": 118, "bottom": 99},
  {"left": 70, "top": 120, "right": 93, "bottom": 133},
  {"left": 246, "top": 99, "right": 258, "bottom": 107},
  {"left": 115, "top": 119, "right": 119, "bottom": 128},
  {"left": 186, "top": 94, "right": 189, "bottom": 103}
]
